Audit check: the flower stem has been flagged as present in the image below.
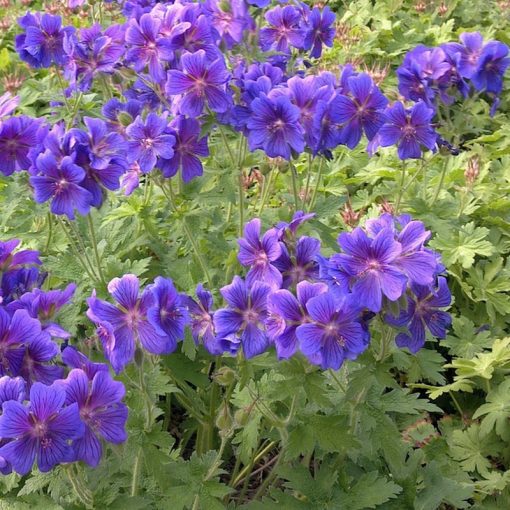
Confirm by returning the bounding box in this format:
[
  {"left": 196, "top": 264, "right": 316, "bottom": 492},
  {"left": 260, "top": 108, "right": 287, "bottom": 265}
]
[
  {"left": 257, "top": 168, "right": 273, "bottom": 216},
  {"left": 131, "top": 446, "right": 143, "bottom": 497},
  {"left": 45, "top": 212, "right": 53, "bottom": 253},
  {"left": 159, "top": 182, "right": 212, "bottom": 286},
  {"left": 395, "top": 162, "right": 407, "bottom": 213},
  {"left": 289, "top": 161, "right": 299, "bottom": 211},
  {"left": 86, "top": 214, "right": 107, "bottom": 288},
  {"left": 431, "top": 159, "right": 449, "bottom": 206},
  {"left": 449, "top": 391, "right": 464, "bottom": 418},
  {"left": 238, "top": 171, "right": 245, "bottom": 237},
  {"left": 57, "top": 217, "right": 97, "bottom": 282},
  {"left": 54, "top": 68, "right": 71, "bottom": 115},
  {"left": 192, "top": 433, "right": 230, "bottom": 509},
  {"left": 304, "top": 153, "right": 313, "bottom": 204},
  {"left": 67, "top": 218, "right": 100, "bottom": 282},
  {"left": 66, "top": 465, "right": 93, "bottom": 508},
  {"left": 309, "top": 157, "right": 324, "bottom": 212}
]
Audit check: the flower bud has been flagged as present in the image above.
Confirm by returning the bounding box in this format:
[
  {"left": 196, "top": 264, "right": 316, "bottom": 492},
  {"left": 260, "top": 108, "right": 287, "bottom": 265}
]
[
  {"left": 215, "top": 402, "right": 234, "bottom": 432},
  {"left": 118, "top": 112, "right": 134, "bottom": 127},
  {"left": 234, "top": 408, "right": 251, "bottom": 427},
  {"left": 213, "top": 367, "right": 236, "bottom": 386}
]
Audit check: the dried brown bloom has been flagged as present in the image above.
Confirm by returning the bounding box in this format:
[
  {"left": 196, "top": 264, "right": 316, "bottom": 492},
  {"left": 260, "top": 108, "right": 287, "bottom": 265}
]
[
  {"left": 341, "top": 202, "right": 362, "bottom": 228},
  {"left": 438, "top": 1, "right": 448, "bottom": 15},
  {"left": 465, "top": 155, "right": 480, "bottom": 186},
  {"left": 380, "top": 199, "right": 395, "bottom": 215},
  {"left": 414, "top": 1, "right": 427, "bottom": 12}
]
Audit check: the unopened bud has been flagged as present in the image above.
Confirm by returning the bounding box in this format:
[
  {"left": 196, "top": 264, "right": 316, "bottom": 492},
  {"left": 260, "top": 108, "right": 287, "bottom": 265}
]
[
  {"left": 438, "top": 1, "right": 448, "bottom": 15},
  {"left": 213, "top": 367, "right": 236, "bottom": 386},
  {"left": 118, "top": 111, "right": 134, "bottom": 127},
  {"left": 134, "top": 347, "right": 145, "bottom": 368},
  {"left": 215, "top": 402, "right": 234, "bottom": 432},
  {"left": 234, "top": 408, "right": 251, "bottom": 427}
]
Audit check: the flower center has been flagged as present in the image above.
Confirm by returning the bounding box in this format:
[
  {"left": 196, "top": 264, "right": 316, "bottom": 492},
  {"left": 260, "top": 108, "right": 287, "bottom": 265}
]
[
  {"left": 243, "top": 309, "right": 259, "bottom": 324},
  {"left": 32, "top": 420, "right": 48, "bottom": 438},
  {"left": 402, "top": 122, "right": 416, "bottom": 138},
  {"left": 270, "top": 119, "right": 285, "bottom": 133},
  {"left": 142, "top": 138, "right": 154, "bottom": 149}
]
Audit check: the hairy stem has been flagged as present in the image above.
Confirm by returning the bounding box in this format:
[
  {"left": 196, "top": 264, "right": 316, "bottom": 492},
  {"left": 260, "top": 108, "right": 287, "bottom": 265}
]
[{"left": 87, "top": 213, "right": 107, "bottom": 287}]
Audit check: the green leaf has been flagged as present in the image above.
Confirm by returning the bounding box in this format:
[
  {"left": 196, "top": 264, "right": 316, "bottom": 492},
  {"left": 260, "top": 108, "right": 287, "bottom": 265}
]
[
  {"left": 379, "top": 389, "right": 442, "bottom": 414},
  {"left": 414, "top": 461, "right": 474, "bottom": 510},
  {"left": 431, "top": 222, "right": 494, "bottom": 268},
  {"left": 336, "top": 472, "right": 402, "bottom": 509},
  {"left": 473, "top": 379, "right": 510, "bottom": 440},
  {"left": 448, "top": 424, "right": 495, "bottom": 476}
]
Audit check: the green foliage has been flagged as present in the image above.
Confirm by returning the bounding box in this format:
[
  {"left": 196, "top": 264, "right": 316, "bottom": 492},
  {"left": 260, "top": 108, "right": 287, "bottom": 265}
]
[{"left": 1, "top": 0, "right": 510, "bottom": 508}]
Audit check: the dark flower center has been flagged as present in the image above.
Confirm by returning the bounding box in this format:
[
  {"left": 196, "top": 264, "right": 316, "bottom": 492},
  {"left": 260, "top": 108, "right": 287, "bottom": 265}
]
[{"left": 270, "top": 119, "right": 285, "bottom": 133}]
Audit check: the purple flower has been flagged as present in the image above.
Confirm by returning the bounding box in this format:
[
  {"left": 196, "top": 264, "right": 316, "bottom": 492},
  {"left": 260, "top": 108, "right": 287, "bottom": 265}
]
[
  {"left": 213, "top": 276, "right": 271, "bottom": 359},
  {"left": 126, "top": 113, "right": 176, "bottom": 173},
  {"left": 87, "top": 274, "right": 173, "bottom": 373},
  {"left": 61, "top": 346, "right": 109, "bottom": 380},
  {"left": 285, "top": 75, "right": 333, "bottom": 149},
  {"left": 332, "top": 73, "right": 388, "bottom": 149},
  {"left": 64, "top": 24, "right": 125, "bottom": 92},
  {"left": 7, "top": 283, "right": 76, "bottom": 338},
  {"left": 166, "top": 50, "right": 231, "bottom": 117},
  {"left": 0, "top": 93, "right": 19, "bottom": 125},
  {"left": 16, "top": 13, "right": 74, "bottom": 68},
  {"left": 303, "top": 6, "right": 335, "bottom": 59},
  {"left": 0, "top": 376, "right": 26, "bottom": 475},
  {"left": 295, "top": 292, "right": 368, "bottom": 370},
  {"left": 394, "top": 220, "right": 438, "bottom": 285},
  {"left": 102, "top": 98, "right": 143, "bottom": 135},
  {"left": 0, "top": 116, "right": 42, "bottom": 176},
  {"left": 276, "top": 210, "right": 316, "bottom": 238},
  {"left": 72, "top": 117, "right": 127, "bottom": 171},
  {"left": 238, "top": 219, "right": 282, "bottom": 290},
  {"left": 203, "top": 0, "right": 253, "bottom": 49},
  {"left": 259, "top": 6, "right": 305, "bottom": 54},
  {"left": 121, "top": 163, "right": 142, "bottom": 196},
  {"left": 160, "top": 116, "right": 209, "bottom": 182},
  {"left": 0, "top": 309, "right": 48, "bottom": 378},
  {"left": 0, "top": 376, "right": 26, "bottom": 406},
  {"left": 0, "top": 239, "right": 41, "bottom": 272},
  {"left": 386, "top": 277, "right": 451, "bottom": 353},
  {"left": 246, "top": 0, "right": 270, "bottom": 8},
  {"left": 274, "top": 236, "right": 321, "bottom": 289},
  {"left": 0, "top": 382, "right": 84, "bottom": 475},
  {"left": 146, "top": 277, "right": 189, "bottom": 353},
  {"left": 58, "top": 369, "right": 128, "bottom": 467},
  {"left": 1, "top": 268, "right": 46, "bottom": 305},
  {"left": 246, "top": 94, "right": 305, "bottom": 160},
  {"left": 20, "top": 334, "right": 63, "bottom": 387},
  {"left": 30, "top": 153, "right": 93, "bottom": 220},
  {"left": 183, "top": 284, "right": 219, "bottom": 354},
  {"left": 377, "top": 101, "right": 437, "bottom": 160},
  {"left": 471, "top": 41, "right": 510, "bottom": 95},
  {"left": 125, "top": 13, "right": 174, "bottom": 82},
  {"left": 457, "top": 32, "right": 484, "bottom": 78},
  {"left": 332, "top": 227, "right": 407, "bottom": 312},
  {"left": 268, "top": 281, "right": 327, "bottom": 359}
]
